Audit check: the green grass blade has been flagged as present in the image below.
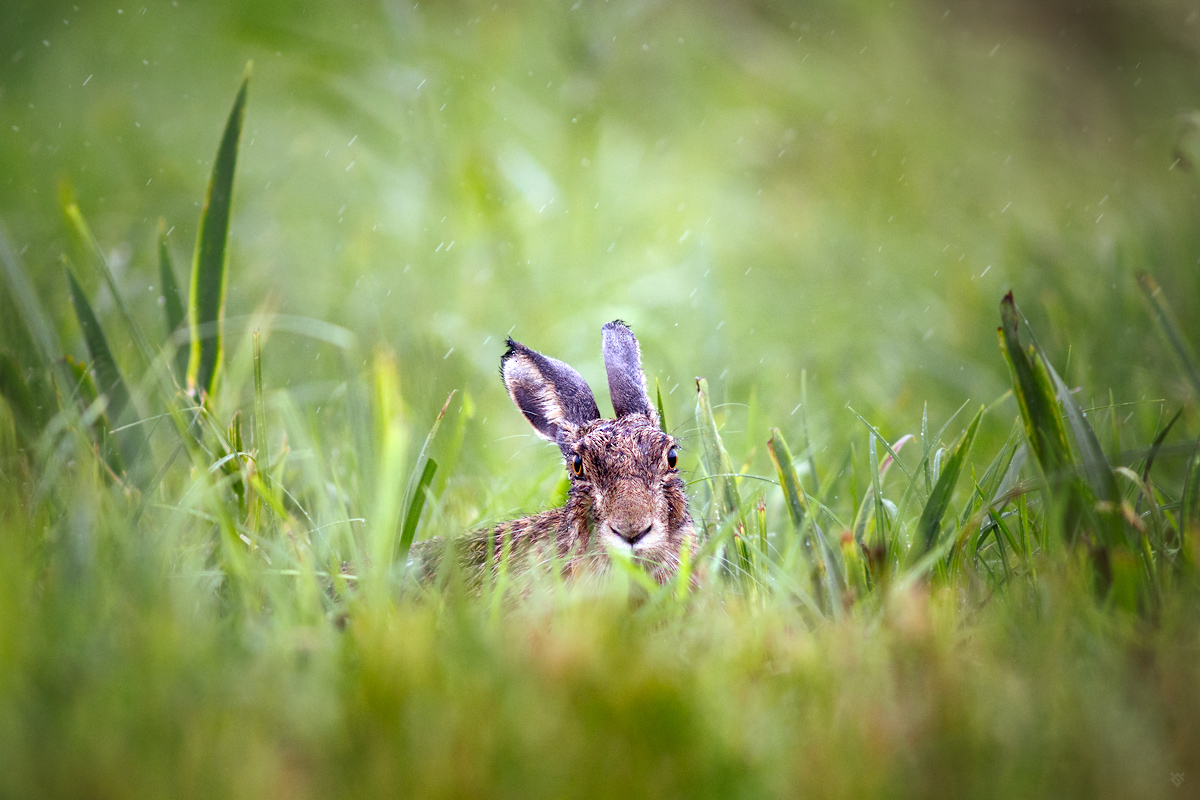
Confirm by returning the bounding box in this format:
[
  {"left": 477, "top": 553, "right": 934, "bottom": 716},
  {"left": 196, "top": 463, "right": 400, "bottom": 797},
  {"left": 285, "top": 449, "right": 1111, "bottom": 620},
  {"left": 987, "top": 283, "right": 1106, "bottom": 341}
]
[
  {"left": 655, "top": 379, "right": 668, "bottom": 434},
  {"left": 59, "top": 355, "right": 125, "bottom": 478},
  {"left": 253, "top": 330, "right": 268, "bottom": 472},
  {"left": 1010, "top": 297, "right": 1123, "bottom": 541},
  {"left": 0, "top": 351, "right": 47, "bottom": 445},
  {"left": 998, "top": 292, "right": 1072, "bottom": 479},
  {"left": 158, "top": 220, "right": 189, "bottom": 380},
  {"left": 158, "top": 220, "right": 186, "bottom": 336},
  {"left": 769, "top": 427, "right": 844, "bottom": 614},
  {"left": 222, "top": 410, "right": 248, "bottom": 514},
  {"left": 695, "top": 377, "right": 739, "bottom": 518},
  {"left": 921, "top": 402, "right": 931, "bottom": 495},
  {"left": 1142, "top": 409, "right": 1181, "bottom": 485},
  {"left": 849, "top": 409, "right": 922, "bottom": 505},
  {"left": 913, "top": 405, "right": 983, "bottom": 559},
  {"left": 366, "top": 349, "right": 407, "bottom": 586},
  {"left": 188, "top": 64, "right": 251, "bottom": 401},
  {"left": 398, "top": 458, "right": 438, "bottom": 564},
  {"left": 961, "top": 428, "right": 1020, "bottom": 536},
  {"left": 869, "top": 431, "right": 886, "bottom": 546},
  {"left": 61, "top": 192, "right": 156, "bottom": 371},
  {"left": 767, "top": 428, "right": 808, "bottom": 530},
  {"left": 66, "top": 266, "right": 130, "bottom": 426},
  {"left": 396, "top": 391, "right": 455, "bottom": 563},
  {"left": 1137, "top": 273, "right": 1200, "bottom": 398},
  {"left": 893, "top": 526, "right": 960, "bottom": 594},
  {"left": 1182, "top": 434, "right": 1200, "bottom": 543},
  {"left": 799, "top": 369, "right": 820, "bottom": 496},
  {"left": 0, "top": 216, "right": 62, "bottom": 367},
  {"left": 851, "top": 433, "right": 909, "bottom": 544},
  {"left": 865, "top": 431, "right": 890, "bottom": 585},
  {"left": 1034, "top": 346, "right": 1118, "bottom": 507}
]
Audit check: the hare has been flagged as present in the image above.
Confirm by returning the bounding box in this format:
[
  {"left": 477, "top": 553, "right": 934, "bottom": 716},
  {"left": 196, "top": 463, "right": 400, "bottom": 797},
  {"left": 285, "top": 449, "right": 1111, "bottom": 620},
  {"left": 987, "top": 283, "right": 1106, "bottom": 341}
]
[{"left": 412, "top": 320, "right": 695, "bottom": 585}]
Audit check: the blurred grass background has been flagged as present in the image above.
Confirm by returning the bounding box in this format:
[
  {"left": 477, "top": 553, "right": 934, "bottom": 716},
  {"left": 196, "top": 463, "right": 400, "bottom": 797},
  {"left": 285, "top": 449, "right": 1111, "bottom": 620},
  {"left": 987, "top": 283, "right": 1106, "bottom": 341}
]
[
  {"left": 3, "top": 1, "right": 1200, "bottom": 797},
  {"left": 4, "top": 1, "right": 1199, "bottom": 464}
]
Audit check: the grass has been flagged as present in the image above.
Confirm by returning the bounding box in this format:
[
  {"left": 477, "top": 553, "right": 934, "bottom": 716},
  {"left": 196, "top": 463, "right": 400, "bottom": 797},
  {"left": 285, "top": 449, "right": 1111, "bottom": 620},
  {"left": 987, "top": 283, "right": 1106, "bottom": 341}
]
[{"left": 3, "top": 2, "right": 1200, "bottom": 798}]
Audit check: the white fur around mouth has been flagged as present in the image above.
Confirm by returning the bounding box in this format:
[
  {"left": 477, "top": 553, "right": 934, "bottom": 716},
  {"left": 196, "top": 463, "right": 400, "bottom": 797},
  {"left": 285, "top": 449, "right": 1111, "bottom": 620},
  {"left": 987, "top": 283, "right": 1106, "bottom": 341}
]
[{"left": 602, "top": 522, "right": 664, "bottom": 554}]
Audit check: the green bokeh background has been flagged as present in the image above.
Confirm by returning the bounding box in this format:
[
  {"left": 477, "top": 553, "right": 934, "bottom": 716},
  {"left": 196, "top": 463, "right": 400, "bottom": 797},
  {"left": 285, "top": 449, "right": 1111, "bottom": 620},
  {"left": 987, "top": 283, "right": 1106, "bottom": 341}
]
[
  {"left": 3, "top": 0, "right": 1199, "bottom": 506},
  {"left": 4, "top": 4, "right": 1200, "bottom": 798}
]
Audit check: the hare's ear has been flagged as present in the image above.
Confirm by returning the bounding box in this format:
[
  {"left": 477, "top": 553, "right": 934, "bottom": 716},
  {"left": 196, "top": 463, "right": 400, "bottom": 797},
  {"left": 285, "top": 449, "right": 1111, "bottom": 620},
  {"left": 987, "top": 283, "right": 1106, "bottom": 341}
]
[
  {"left": 502, "top": 339, "right": 600, "bottom": 444},
  {"left": 602, "top": 320, "right": 657, "bottom": 422}
]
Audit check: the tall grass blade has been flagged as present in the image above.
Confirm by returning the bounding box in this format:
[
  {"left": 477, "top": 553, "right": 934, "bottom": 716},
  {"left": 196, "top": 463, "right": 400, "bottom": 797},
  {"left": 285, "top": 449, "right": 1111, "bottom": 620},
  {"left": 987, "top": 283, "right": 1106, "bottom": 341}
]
[
  {"left": 1010, "top": 296, "right": 1123, "bottom": 544},
  {"left": 695, "top": 377, "right": 739, "bottom": 518},
  {"left": 998, "top": 292, "right": 1072, "bottom": 480},
  {"left": 922, "top": 402, "right": 931, "bottom": 494},
  {"left": 0, "top": 354, "right": 31, "bottom": 416},
  {"left": 398, "top": 458, "right": 438, "bottom": 564},
  {"left": 1137, "top": 273, "right": 1200, "bottom": 398},
  {"left": 59, "top": 355, "right": 124, "bottom": 478},
  {"left": 800, "top": 369, "right": 819, "bottom": 495},
  {"left": 1141, "top": 408, "right": 1182, "bottom": 485},
  {"left": 1035, "top": 347, "right": 1117, "bottom": 507},
  {"left": 158, "top": 221, "right": 189, "bottom": 381},
  {"left": 366, "top": 348, "right": 408, "bottom": 588},
  {"left": 913, "top": 405, "right": 983, "bottom": 559},
  {"left": 158, "top": 221, "right": 186, "bottom": 337},
  {"left": 60, "top": 191, "right": 156, "bottom": 371},
  {"left": 851, "top": 434, "right": 911, "bottom": 544},
  {"left": 396, "top": 391, "right": 455, "bottom": 563},
  {"left": 864, "top": 430, "right": 890, "bottom": 586},
  {"left": 188, "top": 64, "right": 251, "bottom": 401},
  {"left": 0, "top": 217, "right": 61, "bottom": 367},
  {"left": 962, "top": 431, "right": 1021, "bottom": 555},
  {"left": 893, "top": 528, "right": 960, "bottom": 594},
  {"left": 695, "top": 377, "right": 752, "bottom": 582},
  {"left": 850, "top": 409, "right": 921, "bottom": 504},
  {"left": 221, "top": 410, "right": 248, "bottom": 514},
  {"left": 769, "top": 427, "right": 843, "bottom": 614},
  {"left": 869, "top": 431, "right": 887, "bottom": 547},
  {"left": 65, "top": 266, "right": 130, "bottom": 426},
  {"left": 0, "top": 352, "right": 46, "bottom": 445},
  {"left": 1182, "top": 434, "right": 1200, "bottom": 543},
  {"left": 768, "top": 429, "right": 808, "bottom": 531},
  {"left": 655, "top": 379, "right": 668, "bottom": 434},
  {"left": 253, "top": 330, "right": 268, "bottom": 472}
]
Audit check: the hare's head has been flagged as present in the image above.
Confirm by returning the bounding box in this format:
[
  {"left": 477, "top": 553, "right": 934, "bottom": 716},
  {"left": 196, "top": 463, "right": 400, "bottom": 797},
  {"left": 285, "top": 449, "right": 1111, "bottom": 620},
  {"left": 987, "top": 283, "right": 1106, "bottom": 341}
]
[{"left": 500, "top": 321, "right": 693, "bottom": 574}]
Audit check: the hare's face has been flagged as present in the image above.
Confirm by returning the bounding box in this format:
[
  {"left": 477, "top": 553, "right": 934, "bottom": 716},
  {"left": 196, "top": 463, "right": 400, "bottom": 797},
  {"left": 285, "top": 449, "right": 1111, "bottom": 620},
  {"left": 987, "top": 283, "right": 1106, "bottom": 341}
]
[
  {"left": 567, "top": 415, "right": 681, "bottom": 557},
  {"left": 501, "top": 320, "right": 694, "bottom": 580}
]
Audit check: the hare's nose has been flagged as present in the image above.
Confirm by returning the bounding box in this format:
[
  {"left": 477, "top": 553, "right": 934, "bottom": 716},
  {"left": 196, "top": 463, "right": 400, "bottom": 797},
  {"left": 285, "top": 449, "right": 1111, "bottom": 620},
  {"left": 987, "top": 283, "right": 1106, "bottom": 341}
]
[{"left": 613, "top": 522, "right": 652, "bottom": 545}]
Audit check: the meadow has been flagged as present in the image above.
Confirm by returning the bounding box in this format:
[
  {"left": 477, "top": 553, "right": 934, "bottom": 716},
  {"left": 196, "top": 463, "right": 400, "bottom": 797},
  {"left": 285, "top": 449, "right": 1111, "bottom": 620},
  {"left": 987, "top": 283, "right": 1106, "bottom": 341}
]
[{"left": 2, "top": 1, "right": 1200, "bottom": 797}]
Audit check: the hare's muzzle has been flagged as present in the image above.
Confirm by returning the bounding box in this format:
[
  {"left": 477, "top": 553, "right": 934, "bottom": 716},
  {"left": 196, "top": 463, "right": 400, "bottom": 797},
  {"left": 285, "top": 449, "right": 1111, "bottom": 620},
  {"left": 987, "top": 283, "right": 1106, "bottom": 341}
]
[
  {"left": 610, "top": 521, "right": 653, "bottom": 546},
  {"left": 603, "top": 479, "right": 659, "bottom": 547}
]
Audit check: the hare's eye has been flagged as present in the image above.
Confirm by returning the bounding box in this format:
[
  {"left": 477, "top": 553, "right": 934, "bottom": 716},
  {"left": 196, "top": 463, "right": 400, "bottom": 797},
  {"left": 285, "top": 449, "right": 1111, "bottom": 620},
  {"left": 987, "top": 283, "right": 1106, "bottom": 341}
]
[
  {"left": 667, "top": 446, "right": 678, "bottom": 469},
  {"left": 572, "top": 454, "right": 583, "bottom": 477}
]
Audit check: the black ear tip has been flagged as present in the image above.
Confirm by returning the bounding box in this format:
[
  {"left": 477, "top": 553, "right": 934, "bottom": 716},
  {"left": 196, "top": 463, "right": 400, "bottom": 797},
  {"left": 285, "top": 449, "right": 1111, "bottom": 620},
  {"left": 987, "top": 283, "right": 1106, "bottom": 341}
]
[
  {"left": 502, "top": 337, "right": 526, "bottom": 359},
  {"left": 500, "top": 338, "right": 525, "bottom": 380},
  {"left": 602, "top": 319, "right": 632, "bottom": 333}
]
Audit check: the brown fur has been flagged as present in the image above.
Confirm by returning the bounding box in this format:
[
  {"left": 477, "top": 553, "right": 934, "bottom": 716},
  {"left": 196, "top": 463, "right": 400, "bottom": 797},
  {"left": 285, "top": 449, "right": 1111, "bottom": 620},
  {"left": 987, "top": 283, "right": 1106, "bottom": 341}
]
[{"left": 412, "top": 322, "right": 695, "bottom": 586}]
